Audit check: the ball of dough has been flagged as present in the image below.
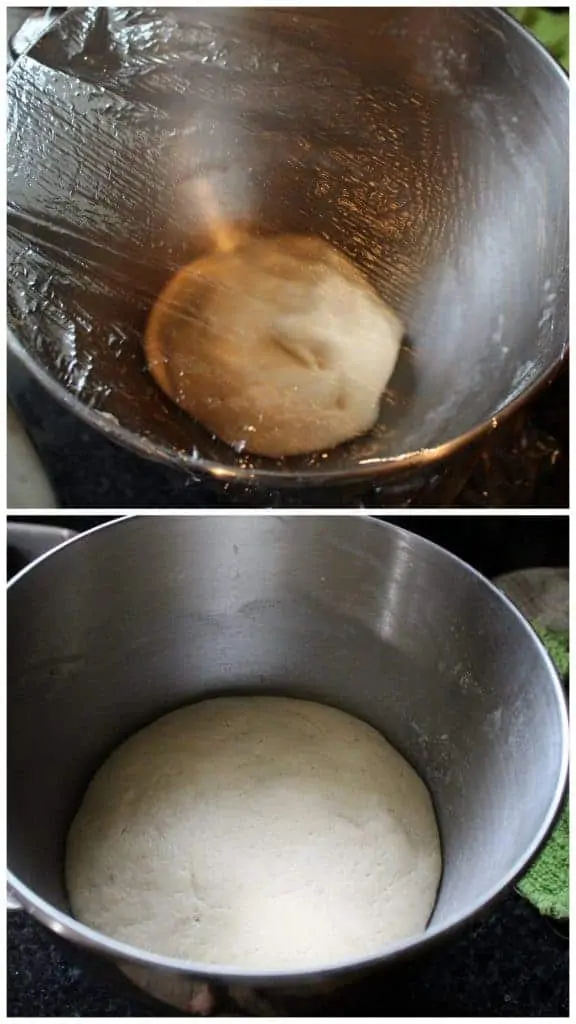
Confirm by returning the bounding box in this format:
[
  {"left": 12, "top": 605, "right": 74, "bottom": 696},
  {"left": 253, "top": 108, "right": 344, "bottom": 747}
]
[
  {"left": 66, "top": 696, "right": 441, "bottom": 971},
  {"left": 144, "top": 235, "right": 403, "bottom": 458}
]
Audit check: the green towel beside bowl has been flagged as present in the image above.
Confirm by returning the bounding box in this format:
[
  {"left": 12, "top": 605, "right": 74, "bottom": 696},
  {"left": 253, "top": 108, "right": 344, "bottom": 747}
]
[
  {"left": 517, "top": 804, "right": 569, "bottom": 919},
  {"left": 507, "top": 7, "right": 569, "bottom": 70},
  {"left": 516, "top": 625, "right": 569, "bottom": 919}
]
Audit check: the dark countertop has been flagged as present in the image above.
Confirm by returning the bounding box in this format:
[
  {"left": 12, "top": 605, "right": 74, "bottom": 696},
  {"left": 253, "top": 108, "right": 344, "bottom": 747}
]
[{"left": 7, "top": 894, "right": 569, "bottom": 1016}]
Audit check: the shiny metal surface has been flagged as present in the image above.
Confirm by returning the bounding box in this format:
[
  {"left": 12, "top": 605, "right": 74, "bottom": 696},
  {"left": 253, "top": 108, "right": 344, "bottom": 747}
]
[
  {"left": 7, "top": 521, "right": 74, "bottom": 564},
  {"left": 7, "top": 8, "right": 568, "bottom": 490},
  {"left": 7, "top": 516, "right": 568, "bottom": 1004}
]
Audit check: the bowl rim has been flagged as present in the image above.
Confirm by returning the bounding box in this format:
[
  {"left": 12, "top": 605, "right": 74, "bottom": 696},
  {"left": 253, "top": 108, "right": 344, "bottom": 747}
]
[
  {"left": 7, "top": 7, "right": 569, "bottom": 488},
  {"left": 8, "top": 328, "right": 568, "bottom": 488},
  {"left": 7, "top": 514, "right": 570, "bottom": 984}
]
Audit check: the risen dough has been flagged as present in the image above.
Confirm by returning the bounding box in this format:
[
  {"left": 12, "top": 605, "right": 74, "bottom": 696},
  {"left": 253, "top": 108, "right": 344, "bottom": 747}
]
[
  {"left": 66, "top": 697, "right": 441, "bottom": 971},
  {"left": 144, "top": 235, "right": 403, "bottom": 458}
]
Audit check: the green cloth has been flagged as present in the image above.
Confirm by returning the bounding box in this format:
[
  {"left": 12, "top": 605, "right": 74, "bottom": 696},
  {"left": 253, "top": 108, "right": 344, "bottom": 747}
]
[
  {"left": 517, "top": 805, "right": 569, "bottom": 919},
  {"left": 516, "top": 626, "right": 569, "bottom": 918},
  {"left": 507, "top": 7, "right": 569, "bottom": 70},
  {"left": 533, "top": 624, "right": 569, "bottom": 681}
]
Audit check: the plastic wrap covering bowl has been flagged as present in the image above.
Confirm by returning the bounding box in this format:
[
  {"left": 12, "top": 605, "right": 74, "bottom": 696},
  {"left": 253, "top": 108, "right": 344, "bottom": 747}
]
[{"left": 7, "top": 7, "right": 568, "bottom": 489}]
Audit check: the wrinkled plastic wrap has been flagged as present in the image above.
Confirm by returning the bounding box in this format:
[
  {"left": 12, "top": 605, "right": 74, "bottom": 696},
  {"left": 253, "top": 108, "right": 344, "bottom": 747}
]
[{"left": 7, "top": 6, "right": 568, "bottom": 487}]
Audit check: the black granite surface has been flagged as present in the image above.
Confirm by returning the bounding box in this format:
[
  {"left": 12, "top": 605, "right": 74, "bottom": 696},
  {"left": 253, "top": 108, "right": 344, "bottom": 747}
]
[{"left": 7, "top": 894, "right": 569, "bottom": 1017}]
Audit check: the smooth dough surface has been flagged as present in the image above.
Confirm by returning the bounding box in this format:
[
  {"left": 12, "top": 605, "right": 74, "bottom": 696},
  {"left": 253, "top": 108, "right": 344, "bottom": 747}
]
[
  {"left": 144, "top": 235, "right": 403, "bottom": 458},
  {"left": 66, "top": 697, "right": 441, "bottom": 971}
]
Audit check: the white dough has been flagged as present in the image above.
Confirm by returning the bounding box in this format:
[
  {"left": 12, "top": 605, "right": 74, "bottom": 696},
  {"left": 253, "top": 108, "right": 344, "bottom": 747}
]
[
  {"left": 66, "top": 697, "right": 441, "bottom": 971},
  {"left": 144, "top": 235, "right": 403, "bottom": 458}
]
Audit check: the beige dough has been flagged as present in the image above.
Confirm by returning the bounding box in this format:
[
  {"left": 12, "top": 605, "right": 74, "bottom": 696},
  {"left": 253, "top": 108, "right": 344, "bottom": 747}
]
[
  {"left": 66, "top": 696, "right": 441, "bottom": 971},
  {"left": 144, "top": 235, "right": 403, "bottom": 458}
]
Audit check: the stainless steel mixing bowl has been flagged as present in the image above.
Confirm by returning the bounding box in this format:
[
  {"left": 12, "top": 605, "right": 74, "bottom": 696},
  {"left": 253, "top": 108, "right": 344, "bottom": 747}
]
[
  {"left": 7, "top": 8, "right": 568, "bottom": 490},
  {"left": 7, "top": 516, "right": 568, "bottom": 1011}
]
